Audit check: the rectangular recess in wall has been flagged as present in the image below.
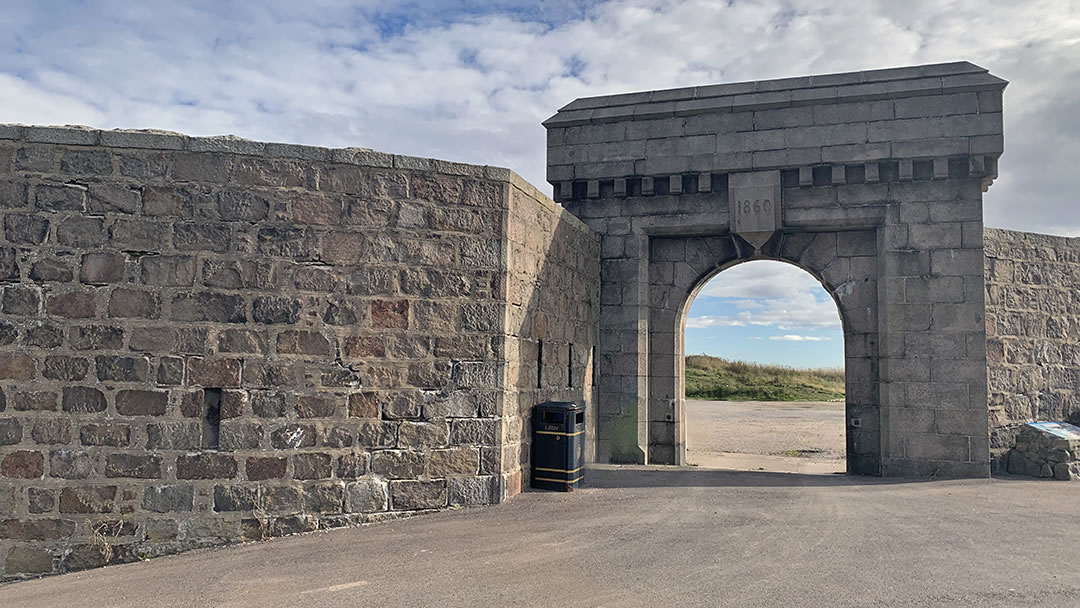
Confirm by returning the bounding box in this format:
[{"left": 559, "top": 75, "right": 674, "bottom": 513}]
[
  {"left": 568, "top": 343, "right": 574, "bottom": 388},
  {"left": 591, "top": 346, "right": 597, "bottom": 388},
  {"left": 202, "top": 388, "right": 222, "bottom": 450},
  {"left": 537, "top": 340, "right": 544, "bottom": 389}
]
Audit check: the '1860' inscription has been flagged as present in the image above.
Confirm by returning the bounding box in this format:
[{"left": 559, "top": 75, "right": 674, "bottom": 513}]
[{"left": 728, "top": 170, "right": 782, "bottom": 248}]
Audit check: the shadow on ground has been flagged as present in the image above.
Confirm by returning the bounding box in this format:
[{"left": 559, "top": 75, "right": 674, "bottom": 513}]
[{"left": 584, "top": 464, "right": 958, "bottom": 488}]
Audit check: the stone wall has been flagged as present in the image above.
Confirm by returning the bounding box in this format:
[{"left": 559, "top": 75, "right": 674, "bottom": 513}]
[
  {"left": 0, "top": 124, "right": 599, "bottom": 579},
  {"left": 503, "top": 179, "right": 600, "bottom": 481},
  {"left": 984, "top": 228, "right": 1080, "bottom": 468}
]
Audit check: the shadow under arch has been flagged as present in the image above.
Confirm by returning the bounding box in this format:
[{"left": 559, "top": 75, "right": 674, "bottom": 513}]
[{"left": 647, "top": 230, "right": 882, "bottom": 475}]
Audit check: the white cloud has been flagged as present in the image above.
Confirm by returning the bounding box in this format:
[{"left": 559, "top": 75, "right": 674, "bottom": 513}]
[
  {"left": 699, "top": 261, "right": 825, "bottom": 300},
  {"left": 684, "top": 316, "right": 746, "bottom": 329},
  {"left": 769, "top": 335, "right": 831, "bottom": 342},
  {"left": 0, "top": 1, "right": 1075, "bottom": 233},
  {"left": 689, "top": 261, "right": 842, "bottom": 331}
]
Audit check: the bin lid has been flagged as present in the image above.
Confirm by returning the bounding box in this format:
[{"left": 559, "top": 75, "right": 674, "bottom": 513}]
[{"left": 534, "top": 401, "right": 584, "bottom": 412}]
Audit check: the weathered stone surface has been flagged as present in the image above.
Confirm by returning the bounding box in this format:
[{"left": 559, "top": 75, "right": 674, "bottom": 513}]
[
  {"left": 89, "top": 183, "right": 141, "bottom": 214},
  {"left": 80, "top": 423, "right": 131, "bottom": 447},
  {"left": 108, "top": 288, "right": 159, "bottom": 318},
  {"left": 27, "top": 488, "right": 56, "bottom": 513},
  {"left": 41, "top": 355, "right": 89, "bottom": 381},
  {"left": 252, "top": 296, "right": 300, "bottom": 325},
  {"left": 347, "top": 392, "right": 380, "bottom": 418},
  {"left": 213, "top": 485, "right": 258, "bottom": 512},
  {"left": 0, "top": 353, "right": 37, "bottom": 380},
  {"left": 0, "top": 417, "right": 23, "bottom": 445},
  {"left": 96, "top": 356, "right": 150, "bottom": 382},
  {"left": 145, "top": 422, "right": 200, "bottom": 450},
  {"left": 302, "top": 482, "right": 345, "bottom": 513},
  {"left": 3, "top": 285, "right": 41, "bottom": 315},
  {"left": 0, "top": 518, "right": 75, "bottom": 540},
  {"left": 246, "top": 456, "right": 287, "bottom": 481},
  {"left": 5, "top": 546, "right": 54, "bottom": 574},
  {"left": 30, "top": 418, "right": 72, "bottom": 445},
  {"left": 2, "top": 450, "right": 44, "bottom": 478},
  {"left": 276, "top": 330, "right": 332, "bottom": 356},
  {"left": 428, "top": 448, "right": 480, "bottom": 476},
  {"left": 219, "top": 422, "right": 263, "bottom": 451},
  {"left": 59, "top": 486, "right": 117, "bottom": 513},
  {"left": 217, "top": 329, "right": 268, "bottom": 354},
  {"left": 143, "top": 485, "right": 194, "bottom": 512},
  {"left": 176, "top": 454, "right": 238, "bottom": 480},
  {"left": 115, "top": 389, "right": 167, "bottom": 416},
  {"left": 292, "top": 453, "right": 332, "bottom": 480},
  {"left": 48, "top": 450, "right": 91, "bottom": 479},
  {"left": 270, "top": 424, "right": 316, "bottom": 449},
  {"left": 345, "top": 478, "right": 388, "bottom": 513},
  {"left": 69, "top": 325, "right": 123, "bottom": 350},
  {"left": 390, "top": 480, "right": 448, "bottom": 510},
  {"left": 56, "top": 216, "right": 106, "bottom": 247},
  {"left": 80, "top": 252, "right": 126, "bottom": 284},
  {"left": 296, "top": 395, "right": 338, "bottom": 418},
  {"left": 171, "top": 292, "right": 247, "bottom": 323},
  {"left": 251, "top": 392, "right": 287, "bottom": 418},
  {"left": 372, "top": 450, "right": 425, "bottom": 479},
  {"left": 30, "top": 258, "right": 74, "bottom": 282},
  {"left": 140, "top": 255, "right": 197, "bottom": 286},
  {"left": 261, "top": 486, "right": 302, "bottom": 513},
  {"left": 1005, "top": 422, "right": 1080, "bottom": 480},
  {"left": 46, "top": 292, "right": 96, "bottom": 319},
  {"left": 187, "top": 358, "right": 242, "bottom": 387},
  {"left": 5, "top": 213, "right": 50, "bottom": 244},
  {"left": 105, "top": 453, "right": 162, "bottom": 479},
  {"left": 371, "top": 300, "right": 409, "bottom": 329},
  {"left": 449, "top": 475, "right": 500, "bottom": 506},
  {"left": 336, "top": 452, "right": 370, "bottom": 478}
]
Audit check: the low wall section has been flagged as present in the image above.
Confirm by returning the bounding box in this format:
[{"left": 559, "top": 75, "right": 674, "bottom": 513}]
[{"left": 984, "top": 228, "right": 1080, "bottom": 468}]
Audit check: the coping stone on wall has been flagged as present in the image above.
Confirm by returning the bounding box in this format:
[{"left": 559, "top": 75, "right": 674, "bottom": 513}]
[{"left": 0, "top": 123, "right": 516, "bottom": 181}]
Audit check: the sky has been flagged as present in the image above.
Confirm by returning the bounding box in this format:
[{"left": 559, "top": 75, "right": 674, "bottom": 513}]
[{"left": 0, "top": 0, "right": 1076, "bottom": 368}]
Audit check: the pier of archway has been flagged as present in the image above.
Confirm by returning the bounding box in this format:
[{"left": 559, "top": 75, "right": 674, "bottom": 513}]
[{"left": 650, "top": 232, "right": 877, "bottom": 474}]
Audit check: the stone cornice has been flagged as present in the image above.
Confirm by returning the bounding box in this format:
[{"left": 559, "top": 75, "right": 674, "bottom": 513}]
[{"left": 545, "top": 62, "right": 1008, "bottom": 128}]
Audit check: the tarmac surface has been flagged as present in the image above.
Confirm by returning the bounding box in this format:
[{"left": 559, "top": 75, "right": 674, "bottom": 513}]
[
  {"left": 3, "top": 467, "right": 1079, "bottom": 607},
  {"left": 685, "top": 399, "right": 846, "bottom": 473}
]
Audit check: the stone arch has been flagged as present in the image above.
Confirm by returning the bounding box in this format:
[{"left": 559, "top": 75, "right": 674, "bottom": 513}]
[
  {"left": 547, "top": 61, "right": 1005, "bottom": 478},
  {"left": 647, "top": 230, "right": 881, "bottom": 474}
]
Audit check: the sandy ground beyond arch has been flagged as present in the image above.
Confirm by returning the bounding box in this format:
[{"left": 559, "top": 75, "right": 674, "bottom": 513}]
[{"left": 685, "top": 399, "right": 846, "bottom": 474}]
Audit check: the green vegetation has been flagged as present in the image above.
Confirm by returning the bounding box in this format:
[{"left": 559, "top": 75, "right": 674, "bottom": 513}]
[{"left": 684, "top": 355, "right": 844, "bottom": 402}]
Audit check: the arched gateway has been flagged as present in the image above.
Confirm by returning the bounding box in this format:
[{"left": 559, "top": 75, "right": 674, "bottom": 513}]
[{"left": 545, "top": 62, "right": 1006, "bottom": 477}]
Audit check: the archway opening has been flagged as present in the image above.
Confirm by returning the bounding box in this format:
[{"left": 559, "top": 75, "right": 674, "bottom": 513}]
[{"left": 681, "top": 260, "right": 846, "bottom": 474}]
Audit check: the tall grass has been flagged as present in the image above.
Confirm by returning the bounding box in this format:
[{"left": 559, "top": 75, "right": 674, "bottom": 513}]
[{"left": 684, "top": 354, "right": 845, "bottom": 402}]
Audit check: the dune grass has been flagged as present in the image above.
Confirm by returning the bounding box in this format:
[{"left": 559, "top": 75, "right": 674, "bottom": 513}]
[{"left": 684, "top": 354, "right": 845, "bottom": 402}]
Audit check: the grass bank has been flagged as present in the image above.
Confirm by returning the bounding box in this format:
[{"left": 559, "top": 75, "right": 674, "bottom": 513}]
[{"left": 685, "top": 355, "right": 844, "bottom": 402}]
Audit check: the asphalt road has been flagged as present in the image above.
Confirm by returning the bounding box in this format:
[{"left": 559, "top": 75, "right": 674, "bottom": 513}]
[
  {"left": 685, "top": 399, "right": 846, "bottom": 473},
  {"left": 4, "top": 467, "right": 1079, "bottom": 607}
]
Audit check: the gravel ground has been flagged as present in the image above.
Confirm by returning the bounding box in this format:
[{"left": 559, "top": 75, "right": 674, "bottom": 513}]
[{"left": 685, "top": 399, "right": 846, "bottom": 473}]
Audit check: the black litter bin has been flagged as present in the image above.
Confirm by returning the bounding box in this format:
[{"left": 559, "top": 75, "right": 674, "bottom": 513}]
[{"left": 531, "top": 401, "right": 585, "bottom": 491}]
